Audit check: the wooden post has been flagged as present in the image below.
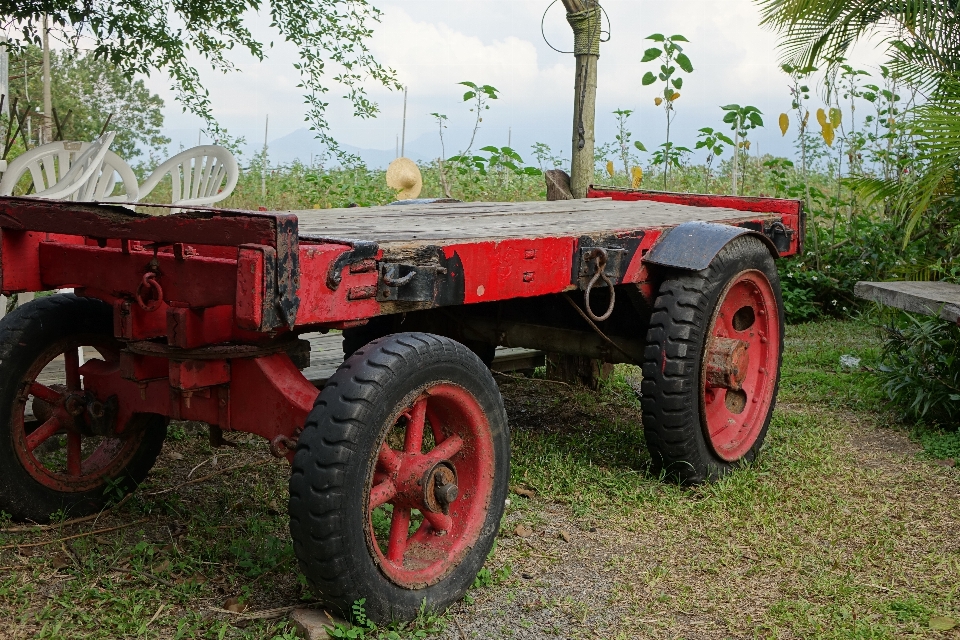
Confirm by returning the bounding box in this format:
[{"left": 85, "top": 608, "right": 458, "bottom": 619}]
[
  {"left": 542, "top": 0, "right": 609, "bottom": 389},
  {"left": 41, "top": 14, "right": 52, "bottom": 145},
  {"left": 562, "top": 0, "right": 601, "bottom": 199}
]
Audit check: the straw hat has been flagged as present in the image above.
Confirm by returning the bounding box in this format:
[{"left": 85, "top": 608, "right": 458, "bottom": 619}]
[{"left": 386, "top": 157, "right": 422, "bottom": 200}]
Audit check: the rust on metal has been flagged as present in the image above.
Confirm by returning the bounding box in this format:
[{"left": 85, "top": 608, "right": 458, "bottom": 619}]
[{"left": 705, "top": 336, "right": 750, "bottom": 391}]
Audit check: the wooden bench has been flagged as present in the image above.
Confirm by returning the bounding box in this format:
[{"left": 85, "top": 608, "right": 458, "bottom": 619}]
[{"left": 854, "top": 281, "right": 960, "bottom": 323}]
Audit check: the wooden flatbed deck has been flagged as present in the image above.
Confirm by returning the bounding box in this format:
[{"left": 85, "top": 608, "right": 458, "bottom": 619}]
[{"left": 293, "top": 199, "right": 783, "bottom": 246}]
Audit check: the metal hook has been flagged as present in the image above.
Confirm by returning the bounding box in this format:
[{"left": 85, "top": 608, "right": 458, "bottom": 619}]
[{"left": 583, "top": 248, "right": 615, "bottom": 322}]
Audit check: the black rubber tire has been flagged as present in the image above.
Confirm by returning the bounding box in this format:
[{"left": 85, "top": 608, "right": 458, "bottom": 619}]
[
  {"left": 0, "top": 294, "right": 167, "bottom": 522},
  {"left": 641, "top": 236, "right": 784, "bottom": 484},
  {"left": 289, "top": 332, "right": 510, "bottom": 624},
  {"left": 344, "top": 320, "right": 496, "bottom": 368}
]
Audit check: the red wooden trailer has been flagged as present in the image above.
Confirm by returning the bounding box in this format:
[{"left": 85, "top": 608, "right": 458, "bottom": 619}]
[{"left": 0, "top": 187, "right": 802, "bottom": 622}]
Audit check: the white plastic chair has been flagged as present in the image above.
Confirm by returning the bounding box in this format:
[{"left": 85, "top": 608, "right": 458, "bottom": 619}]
[
  {"left": 0, "top": 133, "right": 137, "bottom": 203},
  {"left": 138, "top": 145, "right": 239, "bottom": 211}
]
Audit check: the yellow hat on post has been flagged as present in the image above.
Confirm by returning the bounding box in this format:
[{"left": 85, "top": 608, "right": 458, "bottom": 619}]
[{"left": 386, "top": 157, "right": 423, "bottom": 200}]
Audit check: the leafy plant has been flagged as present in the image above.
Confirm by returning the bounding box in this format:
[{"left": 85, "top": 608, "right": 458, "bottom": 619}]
[
  {"left": 430, "top": 112, "right": 452, "bottom": 198},
  {"left": 878, "top": 312, "right": 960, "bottom": 425},
  {"left": 641, "top": 33, "right": 693, "bottom": 189},
  {"left": 456, "top": 81, "right": 499, "bottom": 158},
  {"left": 694, "top": 127, "right": 734, "bottom": 192},
  {"left": 612, "top": 108, "right": 646, "bottom": 178},
  {"left": 720, "top": 104, "right": 764, "bottom": 195}
]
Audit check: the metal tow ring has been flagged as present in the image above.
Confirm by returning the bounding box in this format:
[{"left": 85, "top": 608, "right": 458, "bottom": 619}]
[
  {"left": 136, "top": 272, "right": 164, "bottom": 312},
  {"left": 584, "top": 248, "right": 616, "bottom": 322}
]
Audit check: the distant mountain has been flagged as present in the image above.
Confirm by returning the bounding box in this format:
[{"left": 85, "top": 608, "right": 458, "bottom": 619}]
[{"left": 246, "top": 129, "right": 444, "bottom": 169}]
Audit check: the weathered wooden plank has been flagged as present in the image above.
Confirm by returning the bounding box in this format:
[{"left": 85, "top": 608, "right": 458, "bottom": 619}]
[
  {"left": 854, "top": 280, "right": 960, "bottom": 324},
  {"left": 293, "top": 199, "right": 777, "bottom": 247}
]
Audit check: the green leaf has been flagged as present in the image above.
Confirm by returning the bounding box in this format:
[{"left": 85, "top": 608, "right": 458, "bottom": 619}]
[
  {"left": 720, "top": 104, "right": 740, "bottom": 111},
  {"left": 717, "top": 133, "right": 735, "bottom": 145},
  {"left": 675, "top": 53, "right": 693, "bottom": 73},
  {"left": 459, "top": 81, "right": 478, "bottom": 89},
  {"left": 641, "top": 47, "right": 661, "bottom": 63},
  {"left": 641, "top": 72, "right": 657, "bottom": 86},
  {"left": 462, "top": 91, "right": 475, "bottom": 102},
  {"left": 669, "top": 35, "right": 689, "bottom": 42},
  {"left": 723, "top": 112, "right": 738, "bottom": 124},
  {"left": 634, "top": 141, "right": 647, "bottom": 152},
  {"left": 646, "top": 33, "right": 665, "bottom": 42},
  {"left": 672, "top": 77, "right": 683, "bottom": 90}
]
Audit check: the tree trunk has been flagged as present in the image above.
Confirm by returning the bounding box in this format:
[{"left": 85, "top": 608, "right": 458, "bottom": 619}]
[{"left": 564, "top": 0, "right": 600, "bottom": 199}]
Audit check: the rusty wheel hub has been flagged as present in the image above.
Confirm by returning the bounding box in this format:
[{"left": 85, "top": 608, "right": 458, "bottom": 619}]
[
  {"left": 705, "top": 336, "right": 750, "bottom": 391},
  {"left": 422, "top": 461, "right": 458, "bottom": 515}
]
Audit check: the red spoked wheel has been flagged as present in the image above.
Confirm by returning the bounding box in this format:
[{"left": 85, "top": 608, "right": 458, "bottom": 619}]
[
  {"left": 368, "top": 384, "right": 495, "bottom": 588},
  {"left": 701, "top": 270, "right": 781, "bottom": 462},
  {"left": 290, "top": 333, "right": 510, "bottom": 624},
  {"left": 0, "top": 294, "right": 167, "bottom": 522},
  {"left": 641, "top": 236, "right": 784, "bottom": 484},
  {"left": 13, "top": 337, "right": 142, "bottom": 492}
]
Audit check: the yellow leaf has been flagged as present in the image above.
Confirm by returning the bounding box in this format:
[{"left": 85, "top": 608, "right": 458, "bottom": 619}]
[
  {"left": 821, "top": 123, "right": 834, "bottom": 147},
  {"left": 829, "top": 107, "right": 842, "bottom": 128},
  {"left": 631, "top": 166, "right": 643, "bottom": 189},
  {"left": 802, "top": 110, "right": 810, "bottom": 127},
  {"left": 816, "top": 108, "right": 828, "bottom": 127},
  {"left": 671, "top": 92, "right": 680, "bottom": 101},
  {"left": 654, "top": 97, "right": 663, "bottom": 106},
  {"left": 606, "top": 160, "right": 615, "bottom": 178},
  {"left": 779, "top": 113, "right": 789, "bottom": 136},
  {"left": 744, "top": 140, "right": 751, "bottom": 150},
  {"left": 930, "top": 617, "right": 956, "bottom": 631}
]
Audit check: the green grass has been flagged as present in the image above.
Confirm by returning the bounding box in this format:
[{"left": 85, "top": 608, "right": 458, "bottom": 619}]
[{"left": 2, "top": 318, "right": 959, "bottom": 638}]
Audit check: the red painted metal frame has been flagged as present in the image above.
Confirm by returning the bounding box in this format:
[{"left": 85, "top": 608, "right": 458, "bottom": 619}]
[{"left": 0, "top": 190, "right": 801, "bottom": 454}]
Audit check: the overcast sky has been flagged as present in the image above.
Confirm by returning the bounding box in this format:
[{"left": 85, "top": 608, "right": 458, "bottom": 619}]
[{"left": 148, "top": 0, "right": 888, "bottom": 164}]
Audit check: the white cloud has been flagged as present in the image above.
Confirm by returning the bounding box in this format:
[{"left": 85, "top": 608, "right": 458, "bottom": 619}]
[{"left": 148, "top": 0, "right": 891, "bottom": 162}]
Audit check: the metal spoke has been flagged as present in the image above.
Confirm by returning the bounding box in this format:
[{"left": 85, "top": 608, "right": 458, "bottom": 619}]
[
  {"left": 422, "top": 510, "right": 452, "bottom": 533},
  {"left": 386, "top": 506, "right": 411, "bottom": 563},
  {"left": 64, "top": 348, "right": 81, "bottom": 391},
  {"left": 25, "top": 417, "right": 62, "bottom": 452},
  {"left": 424, "top": 434, "right": 463, "bottom": 465},
  {"left": 426, "top": 407, "right": 445, "bottom": 444},
  {"left": 67, "top": 431, "right": 82, "bottom": 476},
  {"left": 29, "top": 382, "right": 63, "bottom": 405},
  {"left": 403, "top": 397, "right": 428, "bottom": 454},
  {"left": 370, "top": 480, "right": 398, "bottom": 510},
  {"left": 377, "top": 443, "right": 402, "bottom": 475}
]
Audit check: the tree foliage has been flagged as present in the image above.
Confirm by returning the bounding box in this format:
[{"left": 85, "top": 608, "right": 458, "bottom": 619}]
[
  {"left": 1, "top": 0, "right": 400, "bottom": 157},
  {"left": 9, "top": 45, "right": 168, "bottom": 162},
  {"left": 757, "top": 0, "right": 960, "bottom": 243}
]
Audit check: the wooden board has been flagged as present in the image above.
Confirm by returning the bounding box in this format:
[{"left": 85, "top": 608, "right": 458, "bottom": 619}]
[
  {"left": 854, "top": 280, "right": 960, "bottom": 324},
  {"left": 293, "top": 199, "right": 778, "bottom": 247},
  {"left": 299, "top": 333, "right": 543, "bottom": 386}
]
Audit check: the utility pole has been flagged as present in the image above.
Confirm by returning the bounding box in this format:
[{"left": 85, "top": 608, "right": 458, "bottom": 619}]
[
  {"left": 401, "top": 86, "right": 408, "bottom": 157},
  {"left": 42, "top": 14, "right": 52, "bottom": 144},
  {"left": 562, "top": 0, "right": 601, "bottom": 198},
  {"left": 261, "top": 114, "right": 269, "bottom": 199}
]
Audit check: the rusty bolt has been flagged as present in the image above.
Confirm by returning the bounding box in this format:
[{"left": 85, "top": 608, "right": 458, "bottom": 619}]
[{"left": 435, "top": 479, "right": 458, "bottom": 505}]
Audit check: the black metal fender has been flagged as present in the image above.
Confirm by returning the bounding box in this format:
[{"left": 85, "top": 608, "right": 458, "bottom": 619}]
[{"left": 643, "top": 221, "right": 780, "bottom": 272}]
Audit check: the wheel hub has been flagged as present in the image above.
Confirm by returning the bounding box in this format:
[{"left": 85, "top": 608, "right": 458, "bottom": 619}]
[
  {"left": 705, "top": 337, "right": 750, "bottom": 391},
  {"left": 422, "top": 461, "right": 458, "bottom": 515}
]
